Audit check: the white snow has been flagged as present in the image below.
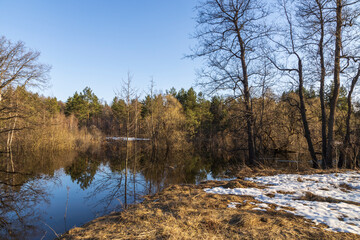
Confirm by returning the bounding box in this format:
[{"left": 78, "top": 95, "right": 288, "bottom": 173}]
[
  {"left": 253, "top": 207, "right": 267, "bottom": 211},
  {"left": 204, "top": 172, "right": 360, "bottom": 235},
  {"left": 106, "top": 137, "right": 150, "bottom": 141},
  {"left": 256, "top": 203, "right": 270, "bottom": 208},
  {"left": 228, "top": 202, "right": 240, "bottom": 208},
  {"left": 227, "top": 201, "right": 269, "bottom": 210}
]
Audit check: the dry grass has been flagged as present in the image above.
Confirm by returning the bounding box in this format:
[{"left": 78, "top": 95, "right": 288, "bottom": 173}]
[
  {"left": 339, "top": 183, "right": 354, "bottom": 192},
  {"left": 61, "top": 177, "right": 359, "bottom": 240},
  {"left": 231, "top": 166, "right": 358, "bottom": 179},
  {"left": 297, "top": 191, "right": 360, "bottom": 206},
  {"left": 297, "top": 191, "right": 342, "bottom": 203}
]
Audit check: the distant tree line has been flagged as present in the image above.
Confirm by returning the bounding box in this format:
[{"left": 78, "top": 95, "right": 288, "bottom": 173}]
[{"left": 60, "top": 82, "right": 359, "bottom": 170}]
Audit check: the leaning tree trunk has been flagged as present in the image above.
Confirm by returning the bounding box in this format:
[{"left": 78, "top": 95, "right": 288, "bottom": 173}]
[
  {"left": 298, "top": 59, "right": 319, "bottom": 168},
  {"left": 338, "top": 65, "right": 360, "bottom": 168}
]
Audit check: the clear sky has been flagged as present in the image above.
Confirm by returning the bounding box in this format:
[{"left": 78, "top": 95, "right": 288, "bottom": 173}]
[{"left": 0, "top": 0, "right": 201, "bottom": 103}]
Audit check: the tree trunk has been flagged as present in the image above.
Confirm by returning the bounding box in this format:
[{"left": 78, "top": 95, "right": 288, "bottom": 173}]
[
  {"left": 338, "top": 65, "right": 360, "bottom": 168},
  {"left": 6, "top": 117, "right": 17, "bottom": 172},
  {"left": 235, "top": 22, "right": 256, "bottom": 166},
  {"left": 133, "top": 99, "right": 138, "bottom": 202},
  {"left": 316, "top": 0, "right": 327, "bottom": 169},
  {"left": 298, "top": 59, "right": 319, "bottom": 168},
  {"left": 326, "top": 0, "right": 342, "bottom": 168}
]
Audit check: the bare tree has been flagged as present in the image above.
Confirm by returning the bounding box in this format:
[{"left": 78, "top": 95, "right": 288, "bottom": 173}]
[
  {"left": 148, "top": 78, "right": 156, "bottom": 151},
  {"left": 190, "top": 0, "right": 270, "bottom": 166},
  {"left": 120, "top": 72, "right": 136, "bottom": 207},
  {"left": 325, "top": 0, "right": 360, "bottom": 168},
  {"left": 338, "top": 64, "right": 360, "bottom": 168},
  {"left": 268, "top": 0, "right": 319, "bottom": 168},
  {"left": 0, "top": 36, "right": 50, "bottom": 156},
  {"left": 296, "top": 0, "right": 334, "bottom": 168},
  {"left": 325, "top": 0, "right": 343, "bottom": 168},
  {"left": 0, "top": 36, "right": 50, "bottom": 101}
]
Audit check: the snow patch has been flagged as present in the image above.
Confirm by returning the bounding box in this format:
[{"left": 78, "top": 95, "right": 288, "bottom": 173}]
[
  {"left": 204, "top": 172, "right": 360, "bottom": 234},
  {"left": 253, "top": 207, "right": 267, "bottom": 212},
  {"left": 227, "top": 202, "right": 240, "bottom": 208},
  {"left": 106, "top": 137, "right": 150, "bottom": 141}
]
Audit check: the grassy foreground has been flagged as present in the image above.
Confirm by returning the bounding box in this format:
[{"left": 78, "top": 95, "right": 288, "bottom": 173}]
[{"left": 61, "top": 169, "right": 360, "bottom": 240}]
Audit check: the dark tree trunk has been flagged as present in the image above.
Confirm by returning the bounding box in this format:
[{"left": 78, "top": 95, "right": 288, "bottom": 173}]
[
  {"left": 236, "top": 25, "right": 256, "bottom": 166},
  {"left": 298, "top": 59, "right": 319, "bottom": 168},
  {"left": 326, "top": 0, "right": 342, "bottom": 168},
  {"left": 338, "top": 65, "right": 360, "bottom": 168},
  {"left": 316, "top": 0, "right": 327, "bottom": 169}
]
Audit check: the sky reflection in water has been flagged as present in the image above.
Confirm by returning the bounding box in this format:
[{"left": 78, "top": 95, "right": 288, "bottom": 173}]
[{"left": 0, "top": 147, "right": 231, "bottom": 240}]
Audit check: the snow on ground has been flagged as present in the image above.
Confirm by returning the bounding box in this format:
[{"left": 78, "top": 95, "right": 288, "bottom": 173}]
[
  {"left": 204, "top": 172, "right": 360, "bottom": 234},
  {"left": 106, "top": 137, "right": 150, "bottom": 141}
]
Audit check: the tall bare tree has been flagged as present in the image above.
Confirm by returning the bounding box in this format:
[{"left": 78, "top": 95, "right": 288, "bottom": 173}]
[
  {"left": 326, "top": 0, "right": 360, "bottom": 168},
  {"left": 296, "top": 0, "right": 334, "bottom": 168},
  {"left": 325, "top": 0, "right": 343, "bottom": 168},
  {"left": 268, "top": 0, "right": 319, "bottom": 168},
  {"left": 118, "top": 72, "right": 137, "bottom": 207},
  {"left": 191, "top": 0, "right": 270, "bottom": 165},
  {"left": 0, "top": 36, "right": 49, "bottom": 101}
]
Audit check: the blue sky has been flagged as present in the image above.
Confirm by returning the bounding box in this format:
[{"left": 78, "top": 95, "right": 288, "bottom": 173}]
[{"left": 0, "top": 0, "right": 201, "bottom": 103}]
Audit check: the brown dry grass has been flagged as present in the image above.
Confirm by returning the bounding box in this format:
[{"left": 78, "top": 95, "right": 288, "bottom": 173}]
[
  {"left": 297, "top": 191, "right": 360, "bottom": 206},
  {"left": 231, "top": 166, "right": 358, "bottom": 178},
  {"left": 60, "top": 177, "right": 359, "bottom": 240}
]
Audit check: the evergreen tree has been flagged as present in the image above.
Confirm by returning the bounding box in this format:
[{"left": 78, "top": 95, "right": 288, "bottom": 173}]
[{"left": 65, "top": 87, "right": 101, "bottom": 127}]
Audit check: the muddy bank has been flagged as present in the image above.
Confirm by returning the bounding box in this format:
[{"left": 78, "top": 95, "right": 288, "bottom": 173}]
[{"left": 61, "top": 169, "right": 360, "bottom": 239}]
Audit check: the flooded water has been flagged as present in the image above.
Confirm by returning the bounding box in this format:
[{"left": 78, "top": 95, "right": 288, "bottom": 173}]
[{"left": 0, "top": 142, "right": 232, "bottom": 239}]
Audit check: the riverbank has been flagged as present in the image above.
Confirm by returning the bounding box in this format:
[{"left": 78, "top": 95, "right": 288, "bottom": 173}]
[{"left": 61, "top": 168, "right": 360, "bottom": 239}]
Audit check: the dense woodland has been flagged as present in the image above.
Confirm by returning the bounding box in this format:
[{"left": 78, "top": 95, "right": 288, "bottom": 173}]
[{"left": 1, "top": 0, "right": 360, "bottom": 170}]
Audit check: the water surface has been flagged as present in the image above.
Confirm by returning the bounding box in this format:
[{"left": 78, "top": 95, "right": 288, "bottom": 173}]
[{"left": 0, "top": 144, "right": 232, "bottom": 239}]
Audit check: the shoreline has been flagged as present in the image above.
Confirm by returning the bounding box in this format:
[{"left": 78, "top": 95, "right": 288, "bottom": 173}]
[{"left": 60, "top": 169, "right": 360, "bottom": 239}]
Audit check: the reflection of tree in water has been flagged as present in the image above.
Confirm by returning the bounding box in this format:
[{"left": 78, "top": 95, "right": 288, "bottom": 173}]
[
  {"left": 0, "top": 156, "right": 55, "bottom": 239},
  {"left": 84, "top": 166, "right": 126, "bottom": 213},
  {"left": 0, "top": 151, "right": 79, "bottom": 239},
  {"left": 84, "top": 146, "right": 217, "bottom": 213},
  {"left": 140, "top": 150, "right": 211, "bottom": 193},
  {"left": 84, "top": 143, "right": 140, "bottom": 213},
  {"left": 65, "top": 152, "right": 101, "bottom": 190},
  {"left": 0, "top": 145, "right": 232, "bottom": 239}
]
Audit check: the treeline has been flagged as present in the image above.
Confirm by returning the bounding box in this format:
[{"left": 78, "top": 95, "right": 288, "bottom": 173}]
[
  {"left": 0, "top": 86, "right": 101, "bottom": 154},
  {"left": 1, "top": 56, "right": 360, "bottom": 170},
  {"left": 63, "top": 82, "right": 360, "bottom": 169}
]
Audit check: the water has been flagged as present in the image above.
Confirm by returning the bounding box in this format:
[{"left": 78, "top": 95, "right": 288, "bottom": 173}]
[{"left": 0, "top": 144, "right": 232, "bottom": 239}]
